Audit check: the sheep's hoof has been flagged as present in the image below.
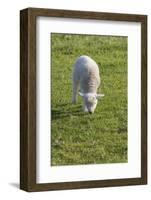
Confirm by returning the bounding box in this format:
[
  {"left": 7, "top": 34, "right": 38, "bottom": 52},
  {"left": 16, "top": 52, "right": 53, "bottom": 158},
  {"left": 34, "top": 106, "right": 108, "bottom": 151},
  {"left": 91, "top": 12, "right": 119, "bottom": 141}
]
[{"left": 83, "top": 108, "right": 88, "bottom": 112}]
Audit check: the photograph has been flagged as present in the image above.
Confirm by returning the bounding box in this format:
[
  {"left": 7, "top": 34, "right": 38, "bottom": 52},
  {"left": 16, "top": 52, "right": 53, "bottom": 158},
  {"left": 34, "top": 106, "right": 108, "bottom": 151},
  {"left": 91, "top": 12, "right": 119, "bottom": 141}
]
[
  {"left": 20, "top": 7, "right": 147, "bottom": 191},
  {"left": 51, "top": 33, "right": 128, "bottom": 166}
]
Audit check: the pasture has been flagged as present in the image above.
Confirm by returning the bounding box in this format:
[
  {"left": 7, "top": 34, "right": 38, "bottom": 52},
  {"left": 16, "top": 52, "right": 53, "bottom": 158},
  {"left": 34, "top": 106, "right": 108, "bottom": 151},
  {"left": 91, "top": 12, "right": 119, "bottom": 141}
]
[{"left": 51, "top": 33, "right": 127, "bottom": 166}]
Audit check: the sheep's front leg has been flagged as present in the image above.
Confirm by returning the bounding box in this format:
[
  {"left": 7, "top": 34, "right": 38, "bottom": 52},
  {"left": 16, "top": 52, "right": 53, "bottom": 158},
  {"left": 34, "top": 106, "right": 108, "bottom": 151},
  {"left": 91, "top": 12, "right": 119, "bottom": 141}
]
[
  {"left": 83, "top": 104, "right": 88, "bottom": 112},
  {"left": 72, "top": 80, "right": 79, "bottom": 104}
]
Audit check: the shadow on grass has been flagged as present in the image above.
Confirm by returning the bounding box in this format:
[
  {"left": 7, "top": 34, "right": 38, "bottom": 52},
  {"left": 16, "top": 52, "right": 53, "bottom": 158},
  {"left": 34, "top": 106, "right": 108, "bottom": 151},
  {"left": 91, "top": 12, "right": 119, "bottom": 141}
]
[{"left": 52, "top": 103, "right": 86, "bottom": 120}]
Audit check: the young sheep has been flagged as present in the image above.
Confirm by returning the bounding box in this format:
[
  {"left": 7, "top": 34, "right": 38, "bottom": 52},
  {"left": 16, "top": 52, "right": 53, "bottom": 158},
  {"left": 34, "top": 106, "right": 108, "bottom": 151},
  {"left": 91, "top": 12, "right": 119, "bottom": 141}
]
[{"left": 72, "top": 55, "right": 104, "bottom": 113}]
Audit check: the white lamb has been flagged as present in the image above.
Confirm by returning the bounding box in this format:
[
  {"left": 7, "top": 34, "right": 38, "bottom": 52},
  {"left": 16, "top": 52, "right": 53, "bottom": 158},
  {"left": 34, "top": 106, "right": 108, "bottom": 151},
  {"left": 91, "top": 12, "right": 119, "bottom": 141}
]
[{"left": 72, "top": 55, "right": 104, "bottom": 113}]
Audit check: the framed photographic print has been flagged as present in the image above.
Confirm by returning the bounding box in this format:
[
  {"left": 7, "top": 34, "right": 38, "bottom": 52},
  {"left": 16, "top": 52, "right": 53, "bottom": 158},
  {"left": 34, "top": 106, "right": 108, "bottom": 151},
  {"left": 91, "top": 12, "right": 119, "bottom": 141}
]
[{"left": 20, "top": 8, "right": 147, "bottom": 192}]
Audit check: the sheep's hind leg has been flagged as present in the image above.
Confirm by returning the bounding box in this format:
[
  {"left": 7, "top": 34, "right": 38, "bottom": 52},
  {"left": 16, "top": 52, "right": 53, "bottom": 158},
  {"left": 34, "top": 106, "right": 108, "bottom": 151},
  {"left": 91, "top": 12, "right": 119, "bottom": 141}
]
[{"left": 72, "top": 80, "right": 79, "bottom": 104}]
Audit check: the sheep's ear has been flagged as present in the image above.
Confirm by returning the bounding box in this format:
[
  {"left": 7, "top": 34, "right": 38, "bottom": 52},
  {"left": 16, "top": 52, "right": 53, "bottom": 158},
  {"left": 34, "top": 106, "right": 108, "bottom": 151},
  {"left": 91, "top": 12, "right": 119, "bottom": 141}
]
[
  {"left": 79, "top": 92, "right": 84, "bottom": 97},
  {"left": 96, "top": 94, "right": 105, "bottom": 99}
]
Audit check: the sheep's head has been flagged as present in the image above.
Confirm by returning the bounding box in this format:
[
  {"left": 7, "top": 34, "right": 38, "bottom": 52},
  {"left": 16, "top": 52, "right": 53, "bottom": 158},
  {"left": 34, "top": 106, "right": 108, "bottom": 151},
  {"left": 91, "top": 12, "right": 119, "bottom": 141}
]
[{"left": 79, "top": 92, "right": 104, "bottom": 113}]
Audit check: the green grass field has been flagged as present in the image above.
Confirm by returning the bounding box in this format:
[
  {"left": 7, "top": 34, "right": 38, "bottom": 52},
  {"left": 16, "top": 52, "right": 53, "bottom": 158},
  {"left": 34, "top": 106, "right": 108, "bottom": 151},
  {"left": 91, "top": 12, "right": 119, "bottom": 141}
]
[{"left": 51, "top": 33, "right": 127, "bottom": 166}]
